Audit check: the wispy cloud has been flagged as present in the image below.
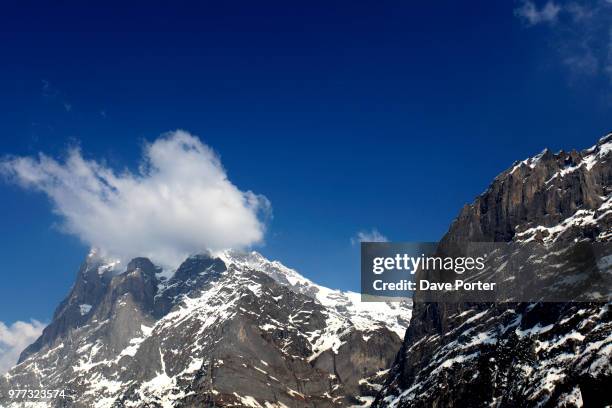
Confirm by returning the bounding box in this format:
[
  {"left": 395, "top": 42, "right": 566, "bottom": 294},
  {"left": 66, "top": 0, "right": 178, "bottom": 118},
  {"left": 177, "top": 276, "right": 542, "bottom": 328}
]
[
  {"left": 41, "top": 79, "right": 73, "bottom": 112},
  {"left": 514, "top": 0, "right": 612, "bottom": 84},
  {"left": 351, "top": 229, "right": 388, "bottom": 245},
  {"left": 515, "top": 1, "right": 561, "bottom": 25},
  {"left": 0, "top": 131, "right": 271, "bottom": 268},
  {"left": 41, "top": 79, "right": 57, "bottom": 98},
  {"left": 564, "top": 48, "right": 599, "bottom": 75},
  {"left": 0, "top": 320, "right": 45, "bottom": 374}
]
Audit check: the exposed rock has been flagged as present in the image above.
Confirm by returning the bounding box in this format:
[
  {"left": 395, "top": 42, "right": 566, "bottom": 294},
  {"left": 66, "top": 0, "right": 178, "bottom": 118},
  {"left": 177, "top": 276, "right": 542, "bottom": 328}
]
[
  {"left": 374, "top": 134, "right": 612, "bottom": 407},
  {"left": 1, "top": 250, "right": 411, "bottom": 407}
]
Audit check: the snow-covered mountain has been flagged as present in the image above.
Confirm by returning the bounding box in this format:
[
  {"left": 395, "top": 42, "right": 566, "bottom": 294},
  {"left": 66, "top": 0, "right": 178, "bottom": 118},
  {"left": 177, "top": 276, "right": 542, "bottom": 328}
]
[
  {"left": 218, "top": 250, "right": 409, "bottom": 339},
  {"left": 374, "top": 134, "right": 612, "bottom": 407},
  {"left": 1, "top": 249, "right": 411, "bottom": 407},
  {"left": 4, "top": 133, "right": 609, "bottom": 408}
]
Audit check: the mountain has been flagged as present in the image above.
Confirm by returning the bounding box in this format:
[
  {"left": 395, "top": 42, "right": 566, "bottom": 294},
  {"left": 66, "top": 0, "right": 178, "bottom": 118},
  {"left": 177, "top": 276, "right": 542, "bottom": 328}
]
[
  {"left": 2, "top": 134, "right": 610, "bottom": 408},
  {"left": 1, "top": 250, "right": 410, "bottom": 407},
  {"left": 374, "top": 134, "right": 612, "bottom": 407}
]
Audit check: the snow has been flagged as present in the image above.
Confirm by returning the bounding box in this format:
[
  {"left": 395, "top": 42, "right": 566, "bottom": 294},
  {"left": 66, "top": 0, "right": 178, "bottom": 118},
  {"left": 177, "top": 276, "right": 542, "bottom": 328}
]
[
  {"left": 129, "top": 348, "right": 196, "bottom": 408},
  {"left": 6, "top": 249, "right": 414, "bottom": 407},
  {"left": 515, "top": 195, "right": 611, "bottom": 243},
  {"left": 363, "top": 136, "right": 612, "bottom": 408},
  {"left": 263, "top": 402, "right": 289, "bottom": 408},
  {"left": 585, "top": 137, "right": 612, "bottom": 170},
  {"left": 253, "top": 366, "right": 267, "bottom": 374},
  {"left": 509, "top": 149, "right": 548, "bottom": 175},
  {"left": 36, "top": 137, "right": 610, "bottom": 408},
  {"left": 307, "top": 310, "right": 351, "bottom": 361},
  {"left": 559, "top": 386, "right": 583, "bottom": 407},
  {"left": 79, "top": 304, "right": 92, "bottom": 315},
  {"left": 432, "top": 352, "right": 479, "bottom": 374},
  {"left": 464, "top": 310, "right": 488, "bottom": 325},
  {"left": 233, "top": 394, "right": 264, "bottom": 408},
  {"left": 516, "top": 323, "right": 554, "bottom": 337},
  {"left": 535, "top": 367, "right": 565, "bottom": 395},
  {"left": 510, "top": 137, "right": 611, "bottom": 244},
  {"left": 456, "top": 309, "right": 474, "bottom": 318},
  {"left": 181, "top": 357, "right": 203, "bottom": 375},
  {"left": 465, "top": 330, "right": 497, "bottom": 348},
  {"left": 534, "top": 330, "right": 585, "bottom": 353},
  {"left": 349, "top": 396, "right": 375, "bottom": 407},
  {"left": 86, "top": 248, "right": 122, "bottom": 275},
  {"left": 221, "top": 249, "right": 411, "bottom": 339},
  {"left": 286, "top": 388, "right": 305, "bottom": 398},
  {"left": 219, "top": 249, "right": 411, "bottom": 363},
  {"left": 117, "top": 325, "right": 153, "bottom": 358},
  {"left": 541, "top": 142, "right": 611, "bottom": 183}
]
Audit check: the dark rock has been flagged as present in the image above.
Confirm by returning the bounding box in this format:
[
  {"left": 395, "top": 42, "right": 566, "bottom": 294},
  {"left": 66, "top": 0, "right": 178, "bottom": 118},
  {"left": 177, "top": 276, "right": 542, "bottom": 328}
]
[
  {"left": 1, "top": 250, "right": 409, "bottom": 407},
  {"left": 374, "top": 134, "right": 612, "bottom": 407}
]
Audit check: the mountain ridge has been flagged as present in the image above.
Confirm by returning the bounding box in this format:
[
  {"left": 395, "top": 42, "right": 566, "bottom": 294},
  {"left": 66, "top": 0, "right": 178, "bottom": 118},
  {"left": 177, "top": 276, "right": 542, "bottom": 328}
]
[
  {"left": 3, "top": 133, "right": 610, "bottom": 408},
  {"left": 373, "top": 133, "right": 612, "bottom": 407},
  {"left": 2, "top": 249, "right": 411, "bottom": 407}
]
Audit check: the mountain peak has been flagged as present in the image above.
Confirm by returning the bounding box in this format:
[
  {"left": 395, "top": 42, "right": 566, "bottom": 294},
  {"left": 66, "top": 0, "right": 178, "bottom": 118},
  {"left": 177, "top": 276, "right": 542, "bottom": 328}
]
[
  {"left": 446, "top": 134, "right": 611, "bottom": 244},
  {"left": 125, "top": 257, "right": 157, "bottom": 273},
  {"left": 598, "top": 132, "right": 612, "bottom": 146},
  {"left": 83, "top": 248, "right": 121, "bottom": 276},
  {"left": 4, "top": 247, "right": 411, "bottom": 407},
  {"left": 374, "top": 134, "right": 611, "bottom": 408}
]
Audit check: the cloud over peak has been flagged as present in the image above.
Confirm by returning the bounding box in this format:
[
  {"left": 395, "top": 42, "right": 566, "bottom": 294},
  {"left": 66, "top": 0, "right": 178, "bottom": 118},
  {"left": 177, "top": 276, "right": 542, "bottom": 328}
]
[{"left": 1, "top": 131, "right": 270, "bottom": 268}]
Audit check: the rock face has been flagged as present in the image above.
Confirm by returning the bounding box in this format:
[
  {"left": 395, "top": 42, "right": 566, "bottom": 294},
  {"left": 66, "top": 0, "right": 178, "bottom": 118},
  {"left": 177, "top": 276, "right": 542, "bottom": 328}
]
[
  {"left": 1, "top": 250, "right": 410, "bottom": 407},
  {"left": 3, "top": 134, "right": 609, "bottom": 408},
  {"left": 374, "top": 134, "right": 612, "bottom": 407}
]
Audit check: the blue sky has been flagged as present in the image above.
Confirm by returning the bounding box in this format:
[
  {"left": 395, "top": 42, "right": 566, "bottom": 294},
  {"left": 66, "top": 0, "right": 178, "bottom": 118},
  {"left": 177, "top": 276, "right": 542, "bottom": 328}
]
[{"left": 0, "top": 0, "right": 610, "bottom": 327}]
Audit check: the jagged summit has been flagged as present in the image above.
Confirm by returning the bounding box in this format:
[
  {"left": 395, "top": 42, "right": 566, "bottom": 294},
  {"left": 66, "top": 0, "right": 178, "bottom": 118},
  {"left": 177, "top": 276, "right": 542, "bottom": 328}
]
[
  {"left": 5, "top": 132, "right": 609, "bottom": 407},
  {"left": 506, "top": 133, "right": 611, "bottom": 178},
  {"left": 445, "top": 134, "right": 611, "bottom": 244},
  {"left": 374, "top": 134, "right": 612, "bottom": 408},
  {"left": 597, "top": 131, "right": 612, "bottom": 145},
  {"left": 84, "top": 248, "right": 122, "bottom": 275},
  {"left": 220, "top": 249, "right": 411, "bottom": 337},
  {"left": 2, "top": 248, "right": 411, "bottom": 407}
]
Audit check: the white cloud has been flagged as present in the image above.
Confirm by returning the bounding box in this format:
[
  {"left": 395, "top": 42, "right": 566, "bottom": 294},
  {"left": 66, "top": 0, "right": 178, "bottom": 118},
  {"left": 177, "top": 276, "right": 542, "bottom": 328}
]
[
  {"left": 515, "top": 1, "right": 561, "bottom": 25},
  {"left": 565, "top": 2, "right": 594, "bottom": 21},
  {"left": 0, "top": 130, "right": 271, "bottom": 268},
  {"left": 514, "top": 0, "right": 612, "bottom": 84},
  {"left": 351, "top": 229, "right": 388, "bottom": 245},
  {"left": 564, "top": 48, "right": 599, "bottom": 75},
  {"left": 0, "top": 320, "right": 45, "bottom": 374}
]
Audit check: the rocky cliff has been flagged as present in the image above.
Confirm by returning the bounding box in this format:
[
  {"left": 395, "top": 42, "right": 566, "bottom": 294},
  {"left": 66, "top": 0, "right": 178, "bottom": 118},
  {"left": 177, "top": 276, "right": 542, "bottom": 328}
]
[
  {"left": 1, "top": 251, "right": 410, "bottom": 407},
  {"left": 374, "top": 134, "right": 612, "bottom": 407}
]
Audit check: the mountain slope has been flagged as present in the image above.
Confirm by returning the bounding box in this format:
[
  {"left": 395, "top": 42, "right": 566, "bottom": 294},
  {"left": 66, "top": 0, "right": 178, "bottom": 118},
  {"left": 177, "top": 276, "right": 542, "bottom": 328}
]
[
  {"left": 374, "top": 134, "right": 612, "bottom": 407},
  {"left": 1, "top": 251, "right": 410, "bottom": 407}
]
